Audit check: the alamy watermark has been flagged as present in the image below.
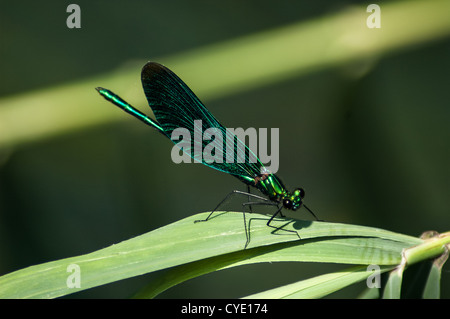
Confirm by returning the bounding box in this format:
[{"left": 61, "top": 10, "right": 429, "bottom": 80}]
[
  {"left": 366, "top": 4, "right": 381, "bottom": 29},
  {"left": 170, "top": 120, "right": 280, "bottom": 174},
  {"left": 366, "top": 264, "right": 381, "bottom": 288},
  {"left": 66, "top": 4, "right": 81, "bottom": 29},
  {"left": 66, "top": 263, "right": 81, "bottom": 288}
]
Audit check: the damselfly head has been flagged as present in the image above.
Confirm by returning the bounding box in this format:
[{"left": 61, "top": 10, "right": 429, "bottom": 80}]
[{"left": 283, "top": 188, "right": 305, "bottom": 210}]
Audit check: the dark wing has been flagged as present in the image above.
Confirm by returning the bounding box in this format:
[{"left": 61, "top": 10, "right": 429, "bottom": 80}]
[{"left": 141, "top": 62, "right": 265, "bottom": 182}]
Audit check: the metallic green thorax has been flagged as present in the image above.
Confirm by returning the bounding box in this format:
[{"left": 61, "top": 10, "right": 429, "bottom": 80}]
[
  {"left": 256, "top": 174, "right": 287, "bottom": 201},
  {"left": 237, "top": 173, "right": 304, "bottom": 210}
]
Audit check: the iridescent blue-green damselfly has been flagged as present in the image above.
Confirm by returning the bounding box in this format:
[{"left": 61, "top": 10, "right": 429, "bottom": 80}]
[{"left": 96, "top": 62, "right": 319, "bottom": 248}]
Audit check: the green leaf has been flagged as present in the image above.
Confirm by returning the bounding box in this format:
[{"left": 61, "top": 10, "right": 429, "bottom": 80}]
[
  {"left": 382, "top": 266, "right": 404, "bottom": 299},
  {"left": 422, "top": 244, "right": 449, "bottom": 298},
  {"left": 380, "top": 231, "right": 450, "bottom": 299},
  {"left": 242, "top": 265, "right": 393, "bottom": 299},
  {"left": 0, "top": 212, "right": 421, "bottom": 298}
]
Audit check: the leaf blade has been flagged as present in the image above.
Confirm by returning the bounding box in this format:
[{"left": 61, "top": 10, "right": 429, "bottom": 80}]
[
  {"left": 242, "top": 265, "right": 394, "bottom": 299},
  {"left": 0, "top": 212, "right": 424, "bottom": 298}
]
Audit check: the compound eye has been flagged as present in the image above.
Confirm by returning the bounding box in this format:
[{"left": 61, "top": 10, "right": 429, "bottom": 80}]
[
  {"left": 283, "top": 199, "right": 293, "bottom": 209},
  {"left": 295, "top": 188, "right": 305, "bottom": 199}
]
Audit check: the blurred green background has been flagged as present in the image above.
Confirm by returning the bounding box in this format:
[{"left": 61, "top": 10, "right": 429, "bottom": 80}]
[{"left": 0, "top": 0, "right": 448, "bottom": 298}]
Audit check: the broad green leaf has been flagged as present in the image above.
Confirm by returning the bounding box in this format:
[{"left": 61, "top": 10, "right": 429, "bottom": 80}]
[
  {"left": 135, "top": 235, "right": 412, "bottom": 299},
  {"left": 0, "top": 212, "right": 420, "bottom": 298}
]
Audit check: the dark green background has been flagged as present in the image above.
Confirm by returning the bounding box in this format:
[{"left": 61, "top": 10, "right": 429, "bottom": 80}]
[{"left": 0, "top": 1, "right": 448, "bottom": 298}]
